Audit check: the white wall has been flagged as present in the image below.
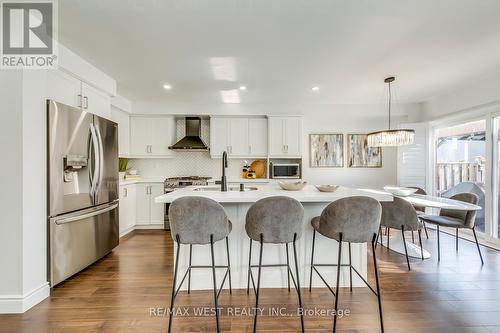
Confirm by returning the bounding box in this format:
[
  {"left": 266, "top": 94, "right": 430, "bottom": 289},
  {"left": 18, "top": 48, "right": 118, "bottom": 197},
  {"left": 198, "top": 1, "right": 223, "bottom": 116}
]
[
  {"left": 0, "top": 71, "right": 24, "bottom": 299},
  {"left": 0, "top": 70, "right": 49, "bottom": 313},
  {"left": 421, "top": 72, "right": 500, "bottom": 121}
]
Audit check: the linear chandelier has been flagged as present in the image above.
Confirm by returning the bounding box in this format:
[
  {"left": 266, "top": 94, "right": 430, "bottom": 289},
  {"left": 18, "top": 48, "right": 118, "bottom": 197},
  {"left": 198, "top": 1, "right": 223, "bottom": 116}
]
[{"left": 366, "top": 77, "right": 415, "bottom": 147}]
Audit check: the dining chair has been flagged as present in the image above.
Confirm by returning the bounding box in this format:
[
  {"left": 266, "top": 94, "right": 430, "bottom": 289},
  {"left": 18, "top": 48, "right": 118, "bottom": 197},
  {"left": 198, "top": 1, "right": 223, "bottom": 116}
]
[
  {"left": 408, "top": 186, "right": 430, "bottom": 238},
  {"left": 379, "top": 197, "right": 424, "bottom": 270},
  {"left": 419, "top": 193, "right": 483, "bottom": 264}
]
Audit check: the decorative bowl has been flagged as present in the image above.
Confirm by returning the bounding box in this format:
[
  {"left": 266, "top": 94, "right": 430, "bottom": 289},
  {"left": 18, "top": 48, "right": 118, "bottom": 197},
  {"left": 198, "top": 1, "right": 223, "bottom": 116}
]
[
  {"left": 383, "top": 186, "right": 418, "bottom": 197},
  {"left": 315, "top": 185, "right": 339, "bottom": 193},
  {"left": 278, "top": 181, "right": 307, "bottom": 191}
]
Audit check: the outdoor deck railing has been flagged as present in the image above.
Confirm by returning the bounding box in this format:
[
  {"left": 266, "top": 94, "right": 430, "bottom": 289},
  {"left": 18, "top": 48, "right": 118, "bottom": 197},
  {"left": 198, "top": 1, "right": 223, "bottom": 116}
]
[{"left": 436, "top": 162, "right": 485, "bottom": 194}]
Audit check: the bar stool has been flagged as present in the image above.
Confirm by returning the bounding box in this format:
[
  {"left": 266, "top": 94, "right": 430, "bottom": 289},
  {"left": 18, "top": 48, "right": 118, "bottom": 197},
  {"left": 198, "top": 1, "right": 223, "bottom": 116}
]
[
  {"left": 245, "top": 196, "right": 305, "bottom": 333},
  {"left": 309, "top": 196, "right": 384, "bottom": 333},
  {"left": 168, "top": 196, "right": 233, "bottom": 333}
]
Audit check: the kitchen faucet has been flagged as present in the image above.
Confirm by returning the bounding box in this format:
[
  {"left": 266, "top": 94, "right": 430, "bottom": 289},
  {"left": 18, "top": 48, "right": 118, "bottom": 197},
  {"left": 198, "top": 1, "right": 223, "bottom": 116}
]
[{"left": 221, "top": 151, "right": 228, "bottom": 192}]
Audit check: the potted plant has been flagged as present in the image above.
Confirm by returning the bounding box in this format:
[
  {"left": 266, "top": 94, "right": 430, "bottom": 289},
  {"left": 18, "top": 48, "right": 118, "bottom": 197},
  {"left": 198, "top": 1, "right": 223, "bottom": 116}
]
[{"left": 119, "top": 158, "right": 129, "bottom": 179}]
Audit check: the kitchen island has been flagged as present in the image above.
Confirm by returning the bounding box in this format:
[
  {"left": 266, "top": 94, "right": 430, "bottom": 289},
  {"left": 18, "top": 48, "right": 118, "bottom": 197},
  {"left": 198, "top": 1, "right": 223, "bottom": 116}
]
[{"left": 155, "top": 184, "right": 392, "bottom": 290}]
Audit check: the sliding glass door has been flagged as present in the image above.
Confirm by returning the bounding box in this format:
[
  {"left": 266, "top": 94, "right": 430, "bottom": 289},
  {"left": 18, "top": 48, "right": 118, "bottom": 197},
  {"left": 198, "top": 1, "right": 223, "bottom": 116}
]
[{"left": 434, "top": 120, "right": 486, "bottom": 233}]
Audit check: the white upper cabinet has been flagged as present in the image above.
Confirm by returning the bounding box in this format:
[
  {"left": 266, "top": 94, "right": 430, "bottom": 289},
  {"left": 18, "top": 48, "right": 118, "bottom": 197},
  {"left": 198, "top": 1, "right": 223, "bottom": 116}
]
[
  {"left": 130, "top": 116, "right": 175, "bottom": 157},
  {"left": 249, "top": 118, "right": 268, "bottom": 156},
  {"left": 46, "top": 70, "right": 82, "bottom": 108},
  {"left": 81, "top": 82, "right": 111, "bottom": 119},
  {"left": 210, "top": 117, "right": 267, "bottom": 158},
  {"left": 228, "top": 118, "right": 249, "bottom": 156},
  {"left": 151, "top": 117, "right": 175, "bottom": 156},
  {"left": 268, "top": 116, "right": 302, "bottom": 157},
  {"left": 111, "top": 106, "right": 130, "bottom": 156},
  {"left": 210, "top": 117, "right": 229, "bottom": 157},
  {"left": 46, "top": 69, "right": 112, "bottom": 119}
]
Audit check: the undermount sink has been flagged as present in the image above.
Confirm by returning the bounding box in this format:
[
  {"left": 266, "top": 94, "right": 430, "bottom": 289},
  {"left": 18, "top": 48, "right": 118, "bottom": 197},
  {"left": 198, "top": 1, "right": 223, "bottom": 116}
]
[{"left": 194, "top": 186, "right": 258, "bottom": 192}]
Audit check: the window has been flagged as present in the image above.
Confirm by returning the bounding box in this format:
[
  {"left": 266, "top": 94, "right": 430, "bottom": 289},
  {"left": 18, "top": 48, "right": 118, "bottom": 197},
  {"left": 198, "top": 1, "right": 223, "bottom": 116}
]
[{"left": 435, "top": 120, "right": 486, "bottom": 233}]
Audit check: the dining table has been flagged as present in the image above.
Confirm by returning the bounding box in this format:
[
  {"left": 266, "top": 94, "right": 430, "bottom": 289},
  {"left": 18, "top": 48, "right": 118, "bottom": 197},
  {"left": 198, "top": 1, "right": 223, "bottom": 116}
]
[{"left": 362, "top": 189, "right": 482, "bottom": 259}]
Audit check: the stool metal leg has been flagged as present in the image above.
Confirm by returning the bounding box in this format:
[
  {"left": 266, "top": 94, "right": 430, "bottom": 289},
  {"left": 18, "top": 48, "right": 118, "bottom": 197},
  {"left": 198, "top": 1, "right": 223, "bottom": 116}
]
[
  {"left": 386, "top": 227, "right": 390, "bottom": 249},
  {"left": 422, "top": 221, "right": 429, "bottom": 239},
  {"left": 247, "top": 239, "right": 252, "bottom": 294},
  {"left": 418, "top": 229, "right": 424, "bottom": 261},
  {"left": 187, "top": 244, "right": 192, "bottom": 294},
  {"left": 371, "top": 234, "right": 384, "bottom": 333},
  {"left": 401, "top": 226, "right": 411, "bottom": 271},
  {"left": 253, "top": 234, "right": 264, "bottom": 333},
  {"left": 209, "top": 234, "right": 220, "bottom": 333},
  {"left": 375, "top": 225, "right": 382, "bottom": 249},
  {"left": 292, "top": 233, "right": 305, "bottom": 333},
  {"left": 286, "top": 243, "right": 291, "bottom": 292},
  {"left": 456, "top": 229, "right": 459, "bottom": 252},
  {"left": 226, "top": 236, "right": 232, "bottom": 294},
  {"left": 437, "top": 225, "right": 440, "bottom": 262},
  {"left": 411, "top": 231, "right": 415, "bottom": 243},
  {"left": 472, "top": 227, "right": 484, "bottom": 265},
  {"left": 309, "top": 229, "right": 316, "bottom": 292},
  {"left": 168, "top": 235, "right": 181, "bottom": 333},
  {"left": 333, "top": 233, "right": 343, "bottom": 332},
  {"left": 348, "top": 242, "right": 353, "bottom": 292}
]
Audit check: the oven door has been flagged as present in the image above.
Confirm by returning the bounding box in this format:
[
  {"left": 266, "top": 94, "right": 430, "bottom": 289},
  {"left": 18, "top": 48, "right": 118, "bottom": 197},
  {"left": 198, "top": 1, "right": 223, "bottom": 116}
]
[{"left": 272, "top": 164, "right": 300, "bottom": 179}]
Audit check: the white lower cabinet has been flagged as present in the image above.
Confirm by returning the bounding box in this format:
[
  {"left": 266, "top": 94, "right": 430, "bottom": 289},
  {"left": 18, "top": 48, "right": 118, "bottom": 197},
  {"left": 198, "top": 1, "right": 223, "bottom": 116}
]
[
  {"left": 136, "top": 183, "right": 164, "bottom": 226},
  {"left": 119, "top": 184, "right": 136, "bottom": 236}
]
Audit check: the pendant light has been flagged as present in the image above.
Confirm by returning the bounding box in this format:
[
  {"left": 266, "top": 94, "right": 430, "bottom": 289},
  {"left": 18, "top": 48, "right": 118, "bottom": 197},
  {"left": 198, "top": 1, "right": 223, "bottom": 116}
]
[{"left": 366, "top": 77, "right": 415, "bottom": 147}]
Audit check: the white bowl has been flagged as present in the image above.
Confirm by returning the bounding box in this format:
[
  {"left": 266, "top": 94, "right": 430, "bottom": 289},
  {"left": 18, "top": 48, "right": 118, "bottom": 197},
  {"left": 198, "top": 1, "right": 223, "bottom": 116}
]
[
  {"left": 278, "top": 181, "right": 307, "bottom": 191},
  {"left": 315, "top": 185, "right": 339, "bottom": 193},
  {"left": 383, "top": 186, "right": 418, "bottom": 197}
]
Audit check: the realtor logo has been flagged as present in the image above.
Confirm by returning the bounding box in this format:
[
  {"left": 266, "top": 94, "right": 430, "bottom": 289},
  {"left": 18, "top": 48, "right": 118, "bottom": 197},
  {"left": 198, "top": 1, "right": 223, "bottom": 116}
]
[{"left": 1, "top": 0, "right": 57, "bottom": 68}]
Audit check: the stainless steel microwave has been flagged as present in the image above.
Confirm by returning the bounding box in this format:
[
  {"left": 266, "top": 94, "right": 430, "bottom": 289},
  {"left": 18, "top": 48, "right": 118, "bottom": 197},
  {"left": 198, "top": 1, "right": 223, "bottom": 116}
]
[{"left": 271, "top": 163, "right": 300, "bottom": 179}]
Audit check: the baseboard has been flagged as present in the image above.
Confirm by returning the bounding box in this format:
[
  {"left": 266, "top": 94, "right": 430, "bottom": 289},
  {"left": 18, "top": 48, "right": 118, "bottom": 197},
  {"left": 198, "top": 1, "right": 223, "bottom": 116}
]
[
  {"left": 0, "top": 282, "right": 50, "bottom": 314},
  {"left": 119, "top": 225, "right": 135, "bottom": 238},
  {"left": 134, "top": 224, "right": 164, "bottom": 230}
]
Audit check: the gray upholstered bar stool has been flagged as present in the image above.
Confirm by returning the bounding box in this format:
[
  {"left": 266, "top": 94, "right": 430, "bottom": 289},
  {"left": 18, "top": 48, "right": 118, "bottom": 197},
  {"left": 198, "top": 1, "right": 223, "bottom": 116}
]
[
  {"left": 419, "top": 193, "right": 483, "bottom": 264},
  {"left": 245, "top": 196, "right": 305, "bottom": 333},
  {"left": 309, "top": 196, "right": 384, "bottom": 333},
  {"left": 379, "top": 197, "right": 424, "bottom": 270},
  {"left": 168, "top": 197, "right": 233, "bottom": 333}
]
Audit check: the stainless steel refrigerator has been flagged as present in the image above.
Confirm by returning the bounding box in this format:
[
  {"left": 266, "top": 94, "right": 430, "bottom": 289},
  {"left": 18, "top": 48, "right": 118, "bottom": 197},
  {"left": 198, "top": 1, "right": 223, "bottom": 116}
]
[{"left": 47, "top": 100, "right": 119, "bottom": 287}]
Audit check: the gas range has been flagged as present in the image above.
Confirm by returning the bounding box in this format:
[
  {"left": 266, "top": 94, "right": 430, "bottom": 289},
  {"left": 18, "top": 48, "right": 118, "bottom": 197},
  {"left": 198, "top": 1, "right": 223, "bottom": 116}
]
[
  {"left": 163, "top": 176, "right": 212, "bottom": 230},
  {"left": 164, "top": 176, "right": 211, "bottom": 192}
]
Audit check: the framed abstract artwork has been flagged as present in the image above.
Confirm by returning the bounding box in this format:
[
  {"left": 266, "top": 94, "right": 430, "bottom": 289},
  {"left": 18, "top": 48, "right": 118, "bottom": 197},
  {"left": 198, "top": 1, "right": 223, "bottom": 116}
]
[
  {"left": 309, "top": 133, "right": 344, "bottom": 168},
  {"left": 347, "top": 134, "right": 382, "bottom": 168}
]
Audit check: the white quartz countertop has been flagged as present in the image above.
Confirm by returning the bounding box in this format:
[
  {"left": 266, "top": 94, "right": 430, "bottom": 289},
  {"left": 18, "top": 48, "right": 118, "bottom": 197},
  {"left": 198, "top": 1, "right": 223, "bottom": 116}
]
[
  {"left": 119, "top": 177, "right": 165, "bottom": 186},
  {"left": 154, "top": 184, "right": 393, "bottom": 204}
]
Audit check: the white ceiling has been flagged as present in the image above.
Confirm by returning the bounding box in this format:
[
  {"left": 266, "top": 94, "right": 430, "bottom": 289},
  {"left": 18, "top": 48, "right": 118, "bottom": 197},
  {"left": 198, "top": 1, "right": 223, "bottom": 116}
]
[{"left": 59, "top": 0, "right": 500, "bottom": 106}]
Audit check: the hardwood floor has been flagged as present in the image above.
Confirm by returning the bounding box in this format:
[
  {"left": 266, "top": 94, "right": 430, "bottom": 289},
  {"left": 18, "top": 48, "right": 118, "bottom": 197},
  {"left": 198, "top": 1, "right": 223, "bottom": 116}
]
[{"left": 2, "top": 229, "right": 500, "bottom": 332}]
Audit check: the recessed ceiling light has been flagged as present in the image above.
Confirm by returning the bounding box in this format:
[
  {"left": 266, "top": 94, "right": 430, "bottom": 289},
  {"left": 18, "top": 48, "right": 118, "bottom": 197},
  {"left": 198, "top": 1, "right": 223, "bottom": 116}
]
[
  {"left": 239, "top": 86, "right": 247, "bottom": 90},
  {"left": 311, "top": 86, "right": 320, "bottom": 91},
  {"left": 163, "top": 84, "right": 172, "bottom": 90}
]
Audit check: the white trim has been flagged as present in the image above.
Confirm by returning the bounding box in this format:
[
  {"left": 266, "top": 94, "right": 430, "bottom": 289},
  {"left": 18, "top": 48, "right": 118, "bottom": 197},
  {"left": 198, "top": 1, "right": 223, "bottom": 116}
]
[
  {"left": 134, "top": 224, "right": 164, "bottom": 230},
  {"left": 0, "top": 282, "right": 50, "bottom": 314},
  {"left": 119, "top": 226, "right": 135, "bottom": 238}
]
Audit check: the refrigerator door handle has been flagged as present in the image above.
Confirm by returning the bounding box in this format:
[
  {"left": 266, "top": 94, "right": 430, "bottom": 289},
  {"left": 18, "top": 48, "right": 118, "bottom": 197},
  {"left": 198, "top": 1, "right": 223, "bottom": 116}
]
[
  {"left": 89, "top": 124, "right": 100, "bottom": 200},
  {"left": 54, "top": 202, "right": 118, "bottom": 225},
  {"left": 94, "top": 123, "right": 105, "bottom": 196}
]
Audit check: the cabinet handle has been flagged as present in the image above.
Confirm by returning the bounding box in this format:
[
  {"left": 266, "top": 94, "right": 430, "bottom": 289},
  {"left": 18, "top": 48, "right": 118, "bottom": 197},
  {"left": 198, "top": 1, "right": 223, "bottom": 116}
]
[
  {"left": 83, "top": 96, "right": 89, "bottom": 109},
  {"left": 124, "top": 188, "right": 128, "bottom": 197},
  {"left": 77, "top": 94, "right": 82, "bottom": 108},
  {"left": 249, "top": 145, "right": 252, "bottom": 154}
]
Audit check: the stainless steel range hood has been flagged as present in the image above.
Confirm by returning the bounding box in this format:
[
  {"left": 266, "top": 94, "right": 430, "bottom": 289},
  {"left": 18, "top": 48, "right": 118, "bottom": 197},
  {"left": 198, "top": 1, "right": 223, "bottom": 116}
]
[{"left": 168, "top": 117, "right": 209, "bottom": 151}]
